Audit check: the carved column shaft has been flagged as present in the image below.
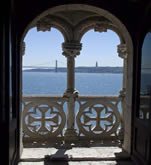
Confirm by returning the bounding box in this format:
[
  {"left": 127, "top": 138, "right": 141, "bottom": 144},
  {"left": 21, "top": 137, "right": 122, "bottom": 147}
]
[
  {"left": 62, "top": 42, "right": 82, "bottom": 94},
  {"left": 67, "top": 56, "right": 75, "bottom": 93},
  {"left": 66, "top": 56, "right": 75, "bottom": 131},
  {"left": 123, "top": 59, "right": 127, "bottom": 89},
  {"left": 118, "top": 43, "right": 128, "bottom": 143},
  {"left": 118, "top": 43, "right": 128, "bottom": 90}
]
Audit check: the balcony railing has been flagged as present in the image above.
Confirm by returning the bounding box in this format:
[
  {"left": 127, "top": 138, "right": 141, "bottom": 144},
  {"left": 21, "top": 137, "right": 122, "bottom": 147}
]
[{"left": 22, "top": 95, "right": 124, "bottom": 146}]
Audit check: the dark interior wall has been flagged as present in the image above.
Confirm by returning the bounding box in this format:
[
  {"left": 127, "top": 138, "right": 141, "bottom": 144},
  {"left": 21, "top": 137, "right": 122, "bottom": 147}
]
[
  {"left": 0, "top": 1, "right": 12, "bottom": 164},
  {"left": 131, "top": 3, "right": 151, "bottom": 164}
]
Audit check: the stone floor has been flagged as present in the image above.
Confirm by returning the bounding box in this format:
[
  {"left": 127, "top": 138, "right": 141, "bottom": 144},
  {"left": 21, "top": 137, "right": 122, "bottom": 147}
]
[
  {"left": 18, "top": 160, "right": 134, "bottom": 165},
  {"left": 19, "top": 147, "right": 135, "bottom": 165}
]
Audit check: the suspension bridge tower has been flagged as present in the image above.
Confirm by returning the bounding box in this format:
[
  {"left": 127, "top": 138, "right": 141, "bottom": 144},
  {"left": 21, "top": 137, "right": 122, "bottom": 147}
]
[{"left": 55, "top": 60, "right": 58, "bottom": 72}]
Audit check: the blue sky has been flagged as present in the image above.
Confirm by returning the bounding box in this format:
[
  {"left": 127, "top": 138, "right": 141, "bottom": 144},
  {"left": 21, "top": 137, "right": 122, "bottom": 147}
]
[
  {"left": 142, "top": 32, "right": 151, "bottom": 69},
  {"left": 23, "top": 27, "right": 123, "bottom": 67}
]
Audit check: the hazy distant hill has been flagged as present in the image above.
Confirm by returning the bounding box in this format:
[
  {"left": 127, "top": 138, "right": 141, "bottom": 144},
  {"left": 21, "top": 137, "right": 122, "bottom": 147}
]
[
  {"left": 23, "top": 66, "right": 123, "bottom": 73},
  {"left": 75, "top": 66, "right": 123, "bottom": 73}
]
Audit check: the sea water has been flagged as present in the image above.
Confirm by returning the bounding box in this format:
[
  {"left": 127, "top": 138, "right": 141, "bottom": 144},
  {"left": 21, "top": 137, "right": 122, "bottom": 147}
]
[{"left": 23, "top": 72, "right": 123, "bottom": 95}]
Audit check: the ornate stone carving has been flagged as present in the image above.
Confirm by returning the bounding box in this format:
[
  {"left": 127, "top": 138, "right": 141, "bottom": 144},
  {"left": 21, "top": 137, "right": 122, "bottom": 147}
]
[
  {"left": 23, "top": 99, "right": 66, "bottom": 139},
  {"left": 64, "top": 89, "right": 79, "bottom": 98},
  {"left": 35, "top": 15, "right": 73, "bottom": 41},
  {"left": 119, "top": 88, "right": 126, "bottom": 98},
  {"left": 61, "top": 42, "right": 82, "bottom": 140},
  {"left": 22, "top": 95, "right": 124, "bottom": 144},
  {"left": 76, "top": 97, "right": 121, "bottom": 138},
  {"left": 37, "top": 20, "right": 51, "bottom": 32},
  {"left": 74, "top": 16, "right": 123, "bottom": 42},
  {"left": 62, "top": 42, "right": 82, "bottom": 57},
  {"left": 94, "top": 23, "right": 108, "bottom": 32},
  {"left": 117, "top": 44, "right": 128, "bottom": 59}
]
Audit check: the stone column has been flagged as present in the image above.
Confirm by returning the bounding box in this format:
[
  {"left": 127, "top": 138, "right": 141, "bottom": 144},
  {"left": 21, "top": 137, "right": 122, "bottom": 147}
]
[
  {"left": 118, "top": 44, "right": 128, "bottom": 91},
  {"left": 67, "top": 56, "right": 75, "bottom": 94},
  {"left": 62, "top": 42, "right": 82, "bottom": 141},
  {"left": 117, "top": 43, "right": 128, "bottom": 144}
]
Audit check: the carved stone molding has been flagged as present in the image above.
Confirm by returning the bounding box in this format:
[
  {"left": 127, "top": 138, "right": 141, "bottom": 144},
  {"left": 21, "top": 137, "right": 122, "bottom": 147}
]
[
  {"left": 36, "top": 15, "right": 73, "bottom": 41},
  {"left": 76, "top": 96, "right": 122, "bottom": 138},
  {"left": 22, "top": 95, "right": 124, "bottom": 144},
  {"left": 74, "top": 17, "right": 125, "bottom": 43},
  {"left": 62, "top": 42, "right": 82, "bottom": 57},
  {"left": 119, "top": 88, "right": 126, "bottom": 98},
  {"left": 21, "top": 41, "right": 26, "bottom": 56},
  {"left": 94, "top": 23, "right": 108, "bottom": 32},
  {"left": 23, "top": 97, "right": 66, "bottom": 139},
  {"left": 37, "top": 20, "right": 51, "bottom": 32},
  {"left": 63, "top": 89, "right": 79, "bottom": 98},
  {"left": 117, "top": 44, "right": 128, "bottom": 59}
]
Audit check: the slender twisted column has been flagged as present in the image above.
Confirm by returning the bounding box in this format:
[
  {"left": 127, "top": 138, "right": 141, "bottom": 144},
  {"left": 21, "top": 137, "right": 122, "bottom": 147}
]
[
  {"left": 62, "top": 42, "right": 82, "bottom": 141},
  {"left": 117, "top": 43, "right": 128, "bottom": 143}
]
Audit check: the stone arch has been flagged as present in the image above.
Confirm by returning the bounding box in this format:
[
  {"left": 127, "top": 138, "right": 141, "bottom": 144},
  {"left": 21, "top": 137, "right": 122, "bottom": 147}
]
[
  {"left": 36, "top": 15, "right": 73, "bottom": 41},
  {"left": 20, "top": 16, "right": 73, "bottom": 56},
  {"left": 21, "top": 4, "right": 134, "bottom": 154},
  {"left": 21, "top": 4, "right": 132, "bottom": 44},
  {"left": 74, "top": 17, "right": 125, "bottom": 43}
]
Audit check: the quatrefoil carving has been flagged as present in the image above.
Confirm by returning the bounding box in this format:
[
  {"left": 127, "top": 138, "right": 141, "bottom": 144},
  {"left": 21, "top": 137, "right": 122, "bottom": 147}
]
[
  {"left": 23, "top": 102, "right": 66, "bottom": 138},
  {"left": 77, "top": 101, "right": 121, "bottom": 137}
]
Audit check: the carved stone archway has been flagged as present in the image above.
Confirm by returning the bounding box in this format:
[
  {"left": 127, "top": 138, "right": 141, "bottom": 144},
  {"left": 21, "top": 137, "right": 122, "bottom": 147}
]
[{"left": 21, "top": 4, "right": 133, "bottom": 154}]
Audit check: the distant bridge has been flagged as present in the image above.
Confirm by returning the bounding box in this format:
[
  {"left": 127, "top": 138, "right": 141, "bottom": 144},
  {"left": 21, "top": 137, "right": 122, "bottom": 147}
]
[
  {"left": 23, "top": 60, "right": 66, "bottom": 70},
  {"left": 23, "top": 66, "right": 54, "bottom": 69}
]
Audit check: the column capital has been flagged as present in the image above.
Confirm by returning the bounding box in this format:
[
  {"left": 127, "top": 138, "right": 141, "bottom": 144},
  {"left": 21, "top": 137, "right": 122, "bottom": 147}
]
[
  {"left": 94, "top": 23, "right": 108, "bottom": 32},
  {"left": 62, "top": 42, "right": 82, "bottom": 58},
  {"left": 117, "top": 44, "right": 128, "bottom": 59},
  {"left": 37, "top": 20, "right": 51, "bottom": 32}
]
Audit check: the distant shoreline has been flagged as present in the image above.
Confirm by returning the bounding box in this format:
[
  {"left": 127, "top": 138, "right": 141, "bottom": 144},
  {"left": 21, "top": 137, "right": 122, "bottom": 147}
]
[{"left": 23, "top": 66, "right": 123, "bottom": 73}]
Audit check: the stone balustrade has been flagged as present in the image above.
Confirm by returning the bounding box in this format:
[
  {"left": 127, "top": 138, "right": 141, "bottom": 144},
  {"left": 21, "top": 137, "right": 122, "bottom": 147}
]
[{"left": 22, "top": 95, "right": 123, "bottom": 145}]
